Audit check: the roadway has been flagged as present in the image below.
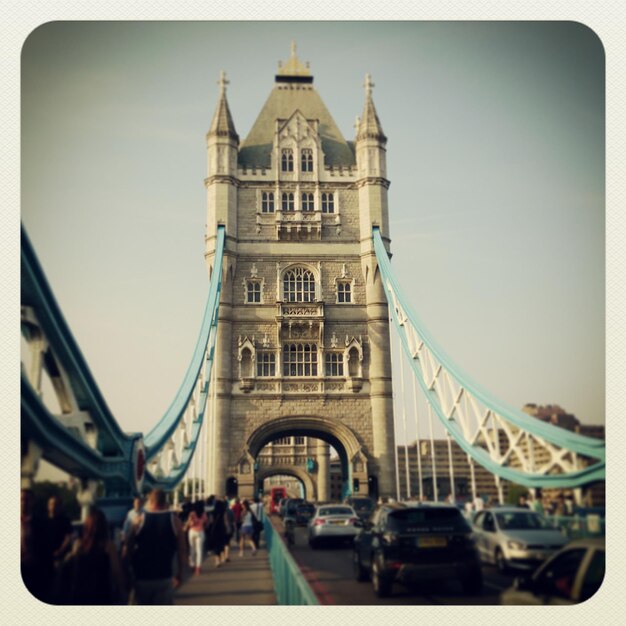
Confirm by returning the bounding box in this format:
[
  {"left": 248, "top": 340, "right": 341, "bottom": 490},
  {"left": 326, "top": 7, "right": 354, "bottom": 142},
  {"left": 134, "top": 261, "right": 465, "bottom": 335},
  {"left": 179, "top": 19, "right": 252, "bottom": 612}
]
[{"left": 285, "top": 524, "right": 514, "bottom": 605}]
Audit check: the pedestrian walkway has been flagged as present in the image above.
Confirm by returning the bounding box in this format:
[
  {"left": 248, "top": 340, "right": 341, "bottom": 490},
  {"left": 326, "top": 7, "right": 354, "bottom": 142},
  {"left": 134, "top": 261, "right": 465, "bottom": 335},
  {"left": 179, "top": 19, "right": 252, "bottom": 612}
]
[{"left": 174, "top": 544, "right": 277, "bottom": 605}]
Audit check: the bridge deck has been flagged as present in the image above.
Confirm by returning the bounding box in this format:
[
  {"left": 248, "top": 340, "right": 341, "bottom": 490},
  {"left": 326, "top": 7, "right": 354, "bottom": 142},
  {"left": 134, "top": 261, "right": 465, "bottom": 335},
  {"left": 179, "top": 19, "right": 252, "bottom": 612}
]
[{"left": 174, "top": 541, "right": 277, "bottom": 605}]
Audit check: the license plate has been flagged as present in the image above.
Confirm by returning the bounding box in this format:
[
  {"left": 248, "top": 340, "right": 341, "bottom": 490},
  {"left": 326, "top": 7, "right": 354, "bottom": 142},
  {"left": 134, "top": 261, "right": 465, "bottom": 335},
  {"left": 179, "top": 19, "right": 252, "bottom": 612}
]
[
  {"left": 417, "top": 536, "right": 447, "bottom": 548},
  {"left": 330, "top": 520, "right": 345, "bottom": 525}
]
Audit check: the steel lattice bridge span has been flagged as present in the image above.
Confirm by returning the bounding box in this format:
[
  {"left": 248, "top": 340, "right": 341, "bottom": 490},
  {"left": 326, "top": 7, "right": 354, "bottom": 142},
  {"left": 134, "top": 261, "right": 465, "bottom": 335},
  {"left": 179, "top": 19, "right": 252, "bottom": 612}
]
[{"left": 20, "top": 223, "right": 605, "bottom": 513}]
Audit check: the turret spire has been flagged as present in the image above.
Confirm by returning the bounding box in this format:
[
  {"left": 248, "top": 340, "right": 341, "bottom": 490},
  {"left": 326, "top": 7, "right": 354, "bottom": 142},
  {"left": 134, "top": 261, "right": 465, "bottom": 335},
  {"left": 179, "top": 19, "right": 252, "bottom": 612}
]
[
  {"left": 357, "top": 73, "right": 386, "bottom": 143},
  {"left": 208, "top": 70, "right": 238, "bottom": 140}
]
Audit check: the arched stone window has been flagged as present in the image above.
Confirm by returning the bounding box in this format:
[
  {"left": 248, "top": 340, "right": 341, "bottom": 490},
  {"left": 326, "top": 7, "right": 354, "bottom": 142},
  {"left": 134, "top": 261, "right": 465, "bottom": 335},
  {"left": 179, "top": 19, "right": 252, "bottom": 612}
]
[
  {"left": 261, "top": 191, "right": 274, "bottom": 213},
  {"left": 347, "top": 347, "right": 360, "bottom": 378},
  {"left": 301, "top": 192, "right": 314, "bottom": 212},
  {"left": 321, "top": 192, "right": 335, "bottom": 213},
  {"left": 281, "top": 192, "right": 295, "bottom": 212},
  {"left": 283, "top": 267, "right": 316, "bottom": 302},
  {"left": 283, "top": 343, "right": 318, "bottom": 377},
  {"left": 301, "top": 148, "right": 313, "bottom": 172},
  {"left": 281, "top": 149, "right": 294, "bottom": 172}
]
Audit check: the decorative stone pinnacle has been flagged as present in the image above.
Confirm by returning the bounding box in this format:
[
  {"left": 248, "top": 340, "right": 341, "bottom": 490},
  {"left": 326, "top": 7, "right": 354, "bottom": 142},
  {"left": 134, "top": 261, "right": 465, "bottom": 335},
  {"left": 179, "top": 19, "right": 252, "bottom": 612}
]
[
  {"left": 364, "top": 73, "right": 374, "bottom": 96},
  {"left": 291, "top": 40, "right": 297, "bottom": 58},
  {"left": 218, "top": 70, "right": 229, "bottom": 95}
]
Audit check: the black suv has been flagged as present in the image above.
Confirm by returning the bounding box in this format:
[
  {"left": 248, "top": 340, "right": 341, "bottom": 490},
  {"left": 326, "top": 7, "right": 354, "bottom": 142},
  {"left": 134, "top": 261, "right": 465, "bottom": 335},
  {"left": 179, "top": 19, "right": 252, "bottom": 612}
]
[{"left": 353, "top": 502, "right": 483, "bottom": 597}]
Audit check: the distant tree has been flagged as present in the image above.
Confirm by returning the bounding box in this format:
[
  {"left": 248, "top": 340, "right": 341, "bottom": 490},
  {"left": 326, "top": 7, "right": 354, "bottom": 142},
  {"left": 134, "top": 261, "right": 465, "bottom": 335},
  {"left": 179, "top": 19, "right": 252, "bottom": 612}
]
[{"left": 506, "top": 483, "right": 529, "bottom": 506}]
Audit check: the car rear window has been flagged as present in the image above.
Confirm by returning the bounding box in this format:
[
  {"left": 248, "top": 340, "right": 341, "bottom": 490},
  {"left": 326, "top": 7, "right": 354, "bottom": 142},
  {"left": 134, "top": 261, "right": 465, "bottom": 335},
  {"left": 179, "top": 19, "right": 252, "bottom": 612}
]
[
  {"left": 319, "top": 507, "right": 353, "bottom": 516},
  {"left": 388, "top": 507, "right": 468, "bottom": 532}
]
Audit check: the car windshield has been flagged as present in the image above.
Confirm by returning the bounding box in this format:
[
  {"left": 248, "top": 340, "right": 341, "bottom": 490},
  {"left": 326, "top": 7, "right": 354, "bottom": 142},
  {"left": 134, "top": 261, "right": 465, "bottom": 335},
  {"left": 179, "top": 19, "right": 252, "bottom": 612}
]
[
  {"left": 495, "top": 512, "right": 551, "bottom": 530},
  {"left": 388, "top": 507, "right": 468, "bottom": 532},
  {"left": 319, "top": 506, "right": 353, "bottom": 517},
  {"left": 351, "top": 499, "right": 374, "bottom": 512}
]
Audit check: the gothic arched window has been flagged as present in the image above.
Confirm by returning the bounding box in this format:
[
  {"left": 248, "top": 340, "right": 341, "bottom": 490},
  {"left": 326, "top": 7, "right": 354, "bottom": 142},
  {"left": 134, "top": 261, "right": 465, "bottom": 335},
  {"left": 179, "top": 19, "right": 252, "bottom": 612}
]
[
  {"left": 281, "top": 192, "right": 295, "bottom": 212},
  {"left": 301, "top": 149, "right": 313, "bottom": 172},
  {"left": 321, "top": 192, "right": 335, "bottom": 214},
  {"left": 261, "top": 191, "right": 274, "bottom": 213},
  {"left": 301, "top": 192, "right": 314, "bottom": 212},
  {"left": 281, "top": 149, "right": 294, "bottom": 172},
  {"left": 283, "top": 343, "right": 318, "bottom": 377},
  {"left": 283, "top": 267, "right": 316, "bottom": 302}
]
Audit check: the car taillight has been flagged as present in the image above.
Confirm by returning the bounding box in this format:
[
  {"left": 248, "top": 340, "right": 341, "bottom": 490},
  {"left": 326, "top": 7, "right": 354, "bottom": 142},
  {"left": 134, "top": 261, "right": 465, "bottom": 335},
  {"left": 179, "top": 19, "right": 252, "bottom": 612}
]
[
  {"left": 313, "top": 518, "right": 326, "bottom": 526},
  {"left": 349, "top": 517, "right": 359, "bottom": 525}
]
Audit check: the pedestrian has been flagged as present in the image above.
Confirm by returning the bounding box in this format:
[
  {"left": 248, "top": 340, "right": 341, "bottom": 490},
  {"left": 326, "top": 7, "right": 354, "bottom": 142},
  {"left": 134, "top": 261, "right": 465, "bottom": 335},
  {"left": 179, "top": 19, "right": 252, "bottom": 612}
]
[
  {"left": 529, "top": 489, "right": 545, "bottom": 515},
  {"left": 57, "top": 507, "right": 125, "bottom": 604},
  {"left": 20, "top": 488, "right": 46, "bottom": 601},
  {"left": 184, "top": 501, "right": 208, "bottom": 575},
  {"left": 121, "top": 497, "right": 143, "bottom": 558},
  {"left": 128, "top": 488, "right": 186, "bottom": 605},
  {"left": 222, "top": 497, "right": 235, "bottom": 563},
  {"left": 231, "top": 497, "right": 243, "bottom": 543},
  {"left": 239, "top": 500, "right": 257, "bottom": 557},
  {"left": 473, "top": 494, "right": 484, "bottom": 512},
  {"left": 40, "top": 495, "right": 74, "bottom": 601},
  {"left": 517, "top": 494, "right": 529, "bottom": 509},
  {"left": 205, "top": 498, "right": 227, "bottom": 568},
  {"left": 251, "top": 496, "right": 265, "bottom": 550}
]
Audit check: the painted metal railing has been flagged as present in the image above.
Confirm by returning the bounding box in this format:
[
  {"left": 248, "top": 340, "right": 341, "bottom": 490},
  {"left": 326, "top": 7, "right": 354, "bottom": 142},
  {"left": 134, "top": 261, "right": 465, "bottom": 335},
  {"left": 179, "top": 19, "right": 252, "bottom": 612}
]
[
  {"left": 263, "top": 517, "right": 319, "bottom": 605},
  {"left": 373, "top": 227, "right": 605, "bottom": 489}
]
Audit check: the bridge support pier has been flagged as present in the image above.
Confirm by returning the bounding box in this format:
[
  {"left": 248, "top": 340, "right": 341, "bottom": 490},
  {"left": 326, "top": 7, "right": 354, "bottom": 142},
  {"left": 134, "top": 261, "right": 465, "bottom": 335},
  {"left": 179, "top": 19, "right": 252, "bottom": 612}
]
[{"left": 316, "top": 440, "right": 330, "bottom": 502}]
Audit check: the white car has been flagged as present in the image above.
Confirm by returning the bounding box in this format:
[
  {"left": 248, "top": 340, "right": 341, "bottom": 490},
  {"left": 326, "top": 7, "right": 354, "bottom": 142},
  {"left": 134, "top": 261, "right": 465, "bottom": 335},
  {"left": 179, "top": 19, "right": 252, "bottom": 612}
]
[
  {"left": 472, "top": 507, "right": 568, "bottom": 572},
  {"left": 307, "top": 504, "right": 360, "bottom": 548},
  {"left": 501, "top": 538, "right": 605, "bottom": 605}
]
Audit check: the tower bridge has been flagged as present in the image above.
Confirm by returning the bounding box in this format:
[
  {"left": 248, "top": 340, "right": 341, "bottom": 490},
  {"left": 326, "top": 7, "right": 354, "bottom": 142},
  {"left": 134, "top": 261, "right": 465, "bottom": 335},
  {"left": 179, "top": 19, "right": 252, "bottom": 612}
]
[{"left": 21, "top": 45, "right": 604, "bottom": 517}]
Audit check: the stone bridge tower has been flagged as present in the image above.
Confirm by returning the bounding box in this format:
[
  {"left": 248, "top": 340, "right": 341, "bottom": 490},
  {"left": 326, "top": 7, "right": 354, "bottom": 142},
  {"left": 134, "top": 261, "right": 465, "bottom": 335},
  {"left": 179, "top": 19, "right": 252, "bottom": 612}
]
[{"left": 204, "top": 45, "right": 395, "bottom": 500}]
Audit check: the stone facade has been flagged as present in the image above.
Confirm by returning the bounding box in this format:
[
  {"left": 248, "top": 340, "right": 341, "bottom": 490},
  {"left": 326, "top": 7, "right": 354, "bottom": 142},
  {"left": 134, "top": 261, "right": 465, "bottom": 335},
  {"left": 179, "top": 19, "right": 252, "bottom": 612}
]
[{"left": 204, "top": 49, "right": 395, "bottom": 499}]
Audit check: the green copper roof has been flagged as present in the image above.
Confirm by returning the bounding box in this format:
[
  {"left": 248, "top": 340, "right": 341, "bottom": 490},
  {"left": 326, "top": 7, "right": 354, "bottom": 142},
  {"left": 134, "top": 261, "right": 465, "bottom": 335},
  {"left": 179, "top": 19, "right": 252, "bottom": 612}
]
[{"left": 238, "top": 83, "right": 355, "bottom": 168}]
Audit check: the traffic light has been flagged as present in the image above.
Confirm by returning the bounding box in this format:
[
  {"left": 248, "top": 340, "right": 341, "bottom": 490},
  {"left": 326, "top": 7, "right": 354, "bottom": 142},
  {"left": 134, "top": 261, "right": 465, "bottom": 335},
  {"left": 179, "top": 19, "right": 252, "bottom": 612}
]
[{"left": 353, "top": 478, "right": 360, "bottom": 493}]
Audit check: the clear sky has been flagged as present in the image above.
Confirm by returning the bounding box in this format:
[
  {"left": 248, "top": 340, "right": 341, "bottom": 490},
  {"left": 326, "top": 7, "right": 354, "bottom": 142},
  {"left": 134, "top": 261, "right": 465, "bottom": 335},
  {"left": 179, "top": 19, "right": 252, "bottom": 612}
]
[{"left": 21, "top": 21, "right": 605, "bottom": 443}]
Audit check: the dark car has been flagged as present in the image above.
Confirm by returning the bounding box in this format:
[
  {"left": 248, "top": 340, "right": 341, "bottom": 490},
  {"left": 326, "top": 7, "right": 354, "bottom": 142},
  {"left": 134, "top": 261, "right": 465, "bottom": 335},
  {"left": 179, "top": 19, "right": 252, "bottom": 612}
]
[
  {"left": 344, "top": 496, "right": 375, "bottom": 521},
  {"left": 283, "top": 498, "right": 305, "bottom": 519},
  {"left": 353, "top": 502, "right": 483, "bottom": 597},
  {"left": 295, "top": 502, "right": 315, "bottom": 526}
]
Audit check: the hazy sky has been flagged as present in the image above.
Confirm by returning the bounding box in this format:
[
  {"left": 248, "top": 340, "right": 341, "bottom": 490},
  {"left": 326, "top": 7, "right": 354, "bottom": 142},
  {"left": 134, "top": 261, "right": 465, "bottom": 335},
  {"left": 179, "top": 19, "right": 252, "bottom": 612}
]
[{"left": 21, "top": 21, "right": 605, "bottom": 441}]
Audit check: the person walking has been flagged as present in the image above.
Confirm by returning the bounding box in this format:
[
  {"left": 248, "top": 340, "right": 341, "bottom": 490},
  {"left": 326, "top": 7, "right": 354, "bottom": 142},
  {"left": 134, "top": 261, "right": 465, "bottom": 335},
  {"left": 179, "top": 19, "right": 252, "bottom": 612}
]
[
  {"left": 231, "top": 497, "right": 243, "bottom": 544},
  {"left": 250, "top": 496, "right": 265, "bottom": 550},
  {"left": 205, "top": 498, "right": 227, "bottom": 568},
  {"left": 222, "top": 497, "right": 235, "bottom": 564},
  {"left": 128, "top": 489, "right": 186, "bottom": 605},
  {"left": 57, "top": 507, "right": 125, "bottom": 604},
  {"left": 121, "top": 497, "right": 143, "bottom": 559},
  {"left": 184, "top": 501, "right": 208, "bottom": 575},
  {"left": 239, "top": 500, "right": 257, "bottom": 557}
]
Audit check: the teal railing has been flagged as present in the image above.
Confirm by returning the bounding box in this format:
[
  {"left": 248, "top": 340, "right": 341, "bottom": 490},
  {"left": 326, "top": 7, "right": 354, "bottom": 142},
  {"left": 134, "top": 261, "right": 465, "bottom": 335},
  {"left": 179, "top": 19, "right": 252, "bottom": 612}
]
[
  {"left": 547, "top": 514, "right": 605, "bottom": 540},
  {"left": 263, "top": 517, "right": 319, "bottom": 605}
]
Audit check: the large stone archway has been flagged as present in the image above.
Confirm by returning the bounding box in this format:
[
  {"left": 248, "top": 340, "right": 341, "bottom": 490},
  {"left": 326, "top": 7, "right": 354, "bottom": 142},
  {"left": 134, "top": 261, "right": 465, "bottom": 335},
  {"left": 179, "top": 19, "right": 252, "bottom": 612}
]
[
  {"left": 235, "top": 416, "right": 370, "bottom": 499},
  {"left": 256, "top": 465, "right": 317, "bottom": 501}
]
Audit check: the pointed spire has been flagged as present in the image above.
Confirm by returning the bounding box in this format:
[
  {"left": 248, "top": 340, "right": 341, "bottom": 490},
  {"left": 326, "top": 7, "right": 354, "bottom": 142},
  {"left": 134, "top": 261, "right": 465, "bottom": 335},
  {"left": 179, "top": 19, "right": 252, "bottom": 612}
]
[
  {"left": 208, "top": 70, "right": 238, "bottom": 141},
  {"left": 357, "top": 73, "right": 386, "bottom": 143}
]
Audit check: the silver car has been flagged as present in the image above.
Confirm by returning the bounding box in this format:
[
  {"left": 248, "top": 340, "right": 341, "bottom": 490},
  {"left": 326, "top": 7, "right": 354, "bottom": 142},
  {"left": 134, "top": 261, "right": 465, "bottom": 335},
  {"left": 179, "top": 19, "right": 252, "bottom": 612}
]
[
  {"left": 308, "top": 504, "right": 359, "bottom": 548},
  {"left": 472, "top": 507, "right": 568, "bottom": 572}
]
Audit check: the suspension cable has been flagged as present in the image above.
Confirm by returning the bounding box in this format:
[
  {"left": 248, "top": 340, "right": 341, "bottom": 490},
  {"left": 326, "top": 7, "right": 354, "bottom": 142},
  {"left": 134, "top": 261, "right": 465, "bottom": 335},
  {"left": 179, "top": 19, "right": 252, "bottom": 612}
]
[
  {"left": 388, "top": 305, "right": 401, "bottom": 501},
  {"left": 427, "top": 403, "right": 438, "bottom": 502},
  {"left": 411, "top": 372, "right": 424, "bottom": 501},
  {"left": 399, "top": 346, "right": 411, "bottom": 500}
]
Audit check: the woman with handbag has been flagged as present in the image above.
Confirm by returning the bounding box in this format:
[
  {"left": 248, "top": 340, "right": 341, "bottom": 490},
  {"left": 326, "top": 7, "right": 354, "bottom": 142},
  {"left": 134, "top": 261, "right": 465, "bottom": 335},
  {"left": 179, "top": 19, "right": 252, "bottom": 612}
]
[{"left": 238, "top": 500, "right": 257, "bottom": 557}]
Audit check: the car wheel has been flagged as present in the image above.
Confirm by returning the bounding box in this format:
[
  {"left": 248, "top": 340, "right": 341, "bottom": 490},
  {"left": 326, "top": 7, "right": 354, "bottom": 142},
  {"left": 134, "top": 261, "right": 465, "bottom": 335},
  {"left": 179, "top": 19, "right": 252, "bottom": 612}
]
[
  {"left": 461, "top": 567, "right": 483, "bottom": 596},
  {"left": 353, "top": 550, "right": 369, "bottom": 582},
  {"left": 495, "top": 548, "right": 508, "bottom": 574},
  {"left": 372, "top": 553, "right": 392, "bottom": 597}
]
